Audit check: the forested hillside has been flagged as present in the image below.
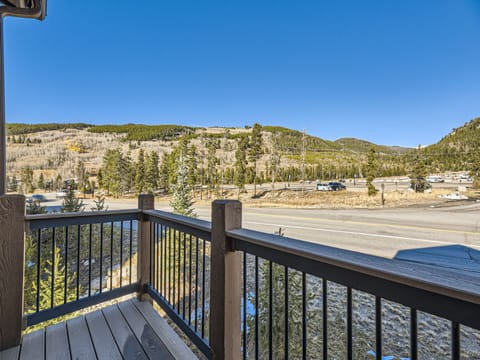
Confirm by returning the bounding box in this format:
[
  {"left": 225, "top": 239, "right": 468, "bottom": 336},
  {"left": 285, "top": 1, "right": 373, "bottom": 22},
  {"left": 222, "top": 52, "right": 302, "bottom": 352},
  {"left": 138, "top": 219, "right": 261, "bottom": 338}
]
[
  {"left": 418, "top": 117, "right": 480, "bottom": 172},
  {"left": 5, "top": 118, "right": 480, "bottom": 195}
]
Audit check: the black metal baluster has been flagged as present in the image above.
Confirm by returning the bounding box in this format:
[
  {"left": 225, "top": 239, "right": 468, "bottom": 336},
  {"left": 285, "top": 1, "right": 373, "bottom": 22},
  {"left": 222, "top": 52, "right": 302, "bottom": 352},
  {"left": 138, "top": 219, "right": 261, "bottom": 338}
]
[
  {"left": 202, "top": 238, "right": 206, "bottom": 339},
  {"left": 347, "top": 287, "right": 353, "bottom": 360},
  {"left": 195, "top": 235, "right": 199, "bottom": 333},
  {"left": 157, "top": 223, "right": 161, "bottom": 292},
  {"left": 452, "top": 321, "right": 460, "bottom": 360},
  {"left": 77, "top": 225, "right": 81, "bottom": 299},
  {"left": 189, "top": 234, "right": 193, "bottom": 327},
  {"left": 129, "top": 220, "right": 133, "bottom": 285},
  {"left": 119, "top": 222, "right": 123, "bottom": 288},
  {"left": 410, "top": 308, "right": 417, "bottom": 360},
  {"left": 51, "top": 227, "right": 56, "bottom": 308},
  {"left": 163, "top": 224, "right": 166, "bottom": 296},
  {"left": 284, "top": 266, "right": 289, "bottom": 360},
  {"left": 64, "top": 226, "right": 68, "bottom": 304},
  {"left": 183, "top": 232, "right": 187, "bottom": 318},
  {"left": 323, "top": 279, "right": 328, "bottom": 360},
  {"left": 302, "top": 272, "right": 307, "bottom": 360},
  {"left": 376, "top": 296, "right": 382, "bottom": 360},
  {"left": 178, "top": 231, "right": 182, "bottom": 315},
  {"left": 168, "top": 227, "right": 175, "bottom": 306},
  {"left": 255, "top": 256, "right": 259, "bottom": 359},
  {"left": 152, "top": 223, "right": 155, "bottom": 289},
  {"left": 99, "top": 223, "right": 103, "bottom": 293},
  {"left": 268, "top": 261, "right": 273, "bottom": 360},
  {"left": 36, "top": 228, "right": 41, "bottom": 312},
  {"left": 173, "top": 227, "right": 177, "bottom": 309},
  {"left": 88, "top": 224, "right": 92, "bottom": 296},
  {"left": 243, "top": 252, "right": 247, "bottom": 360},
  {"left": 110, "top": 222, "right": 113, "bottom": 290}
]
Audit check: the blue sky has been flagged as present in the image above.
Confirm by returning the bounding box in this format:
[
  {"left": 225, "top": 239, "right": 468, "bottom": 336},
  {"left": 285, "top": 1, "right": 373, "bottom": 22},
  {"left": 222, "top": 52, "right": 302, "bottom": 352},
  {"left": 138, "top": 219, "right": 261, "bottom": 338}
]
[{"left": 4, "top": 0, "right": 480, "bottom": 147}]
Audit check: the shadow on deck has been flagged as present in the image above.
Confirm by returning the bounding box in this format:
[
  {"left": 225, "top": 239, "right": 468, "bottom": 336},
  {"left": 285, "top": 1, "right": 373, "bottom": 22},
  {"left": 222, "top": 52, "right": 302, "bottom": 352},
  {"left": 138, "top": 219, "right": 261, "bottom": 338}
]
[{"left": 0, "top": 299, "right": 197, "bottom": 360}]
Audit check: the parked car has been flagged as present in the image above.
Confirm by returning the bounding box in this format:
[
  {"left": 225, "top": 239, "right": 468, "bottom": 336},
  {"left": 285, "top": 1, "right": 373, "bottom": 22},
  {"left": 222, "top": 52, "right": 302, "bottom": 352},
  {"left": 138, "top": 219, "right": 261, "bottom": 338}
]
[
  {"left": 426, "top": 175, "right": 444, "bottom": 183},
  {"left": 30, "top": 194, "right": 47, "bottom": 202},
  {"left": 328, "top": 182, "right": 346, "bottom": 191},
  {"left": 316, "top": 183, "right": 330, "bottom": 191},
  {"left": 56, "top": 189, "right": 68, "bottom": 199},
  {"left": 459, "top": 174, "right": 473, "bottom": 182}
]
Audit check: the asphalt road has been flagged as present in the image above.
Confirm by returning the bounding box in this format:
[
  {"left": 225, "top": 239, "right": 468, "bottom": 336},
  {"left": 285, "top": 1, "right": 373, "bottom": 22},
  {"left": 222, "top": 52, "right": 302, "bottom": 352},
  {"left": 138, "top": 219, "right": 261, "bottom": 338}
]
[{"left": 40, "top": 193, "right": 480, "bottom": 259}]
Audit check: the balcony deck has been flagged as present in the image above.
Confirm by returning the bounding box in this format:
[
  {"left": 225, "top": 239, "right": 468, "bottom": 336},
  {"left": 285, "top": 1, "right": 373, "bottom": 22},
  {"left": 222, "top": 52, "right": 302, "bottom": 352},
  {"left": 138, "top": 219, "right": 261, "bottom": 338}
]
[{"left": 0, "top": 299, "right": 197, "bottom": 360}]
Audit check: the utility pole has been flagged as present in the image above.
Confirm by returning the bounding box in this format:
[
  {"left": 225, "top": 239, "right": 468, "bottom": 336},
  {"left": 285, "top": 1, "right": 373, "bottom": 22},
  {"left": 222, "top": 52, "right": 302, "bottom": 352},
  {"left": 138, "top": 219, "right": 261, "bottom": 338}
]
[{"left": 0, "top": 1, "right": 47, "bottom": 195}]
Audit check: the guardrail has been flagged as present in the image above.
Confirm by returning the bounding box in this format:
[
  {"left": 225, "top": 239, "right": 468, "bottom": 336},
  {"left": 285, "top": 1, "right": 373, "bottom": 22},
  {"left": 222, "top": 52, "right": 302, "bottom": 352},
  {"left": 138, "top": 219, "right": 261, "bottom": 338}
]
[{"left": 1, "top": 194, "right": 480, "bottom": 359}]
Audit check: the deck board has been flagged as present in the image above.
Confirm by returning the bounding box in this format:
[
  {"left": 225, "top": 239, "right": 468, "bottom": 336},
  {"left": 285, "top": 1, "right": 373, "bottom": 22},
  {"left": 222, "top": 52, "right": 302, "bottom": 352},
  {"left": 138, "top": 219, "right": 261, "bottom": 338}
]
[
  {"left": 66, "top": 317, "right": 96, "bottom": 360},
  {"left": 0, "top": 300, "right": 197, "bottom": 360},
  {"left": 133, "top": 300, "right": 197, "bottom": 359},
  {"left": 118, "top": 300, "right": 174, "bottom": 359},
  {"left": 1, "top": 345, "right": 20, "bottom": 360},
  {"left": 45, "top": 321, "right": 70, "bottom": 360},
  {"left": 85, "top": 310, "right": 122, "bottom": 360},
  {"left": 19, "top": 329, "right": 45, "bottom": 360},
  {"left": 102, "top": 304, "right": 148, "bottom": 360}
]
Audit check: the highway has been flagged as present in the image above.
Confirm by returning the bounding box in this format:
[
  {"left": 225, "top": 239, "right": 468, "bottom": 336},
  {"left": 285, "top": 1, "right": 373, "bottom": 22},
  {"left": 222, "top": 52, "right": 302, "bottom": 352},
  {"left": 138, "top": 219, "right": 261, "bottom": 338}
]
[{"left": 40, "top": 193, "right": 480, "bottom": 260}]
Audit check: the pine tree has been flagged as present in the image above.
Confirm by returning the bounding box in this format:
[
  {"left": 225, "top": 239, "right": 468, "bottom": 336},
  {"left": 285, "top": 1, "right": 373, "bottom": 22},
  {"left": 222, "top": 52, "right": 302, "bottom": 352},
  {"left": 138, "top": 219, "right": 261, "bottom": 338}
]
[
  {"left": 91, "top": 193, "right": 108, "bottom": 211},
  {"left": 61, "top": 181, "right": 85, "bottom": 212},
  {"left": 145, "top": 151, "right": 160, "bottom": 193},
  {"left": 205, "top": 138, "right": 220, "bottom": 196},
  {"left": 365, "top": 146, "right": 378, "bottom": 196},
  {"left": 134, "top": 149, "right": 146, "bottom": 193},
  {"left": 20, "top": 166, "right": 35, "bottom": 194},
  {"left": 269, "top": 132, "right": 281, "bottom": 191},
  {"left": 159, "top": 153, "right": 170, "bottom": 192},
  {"left": 37, "top": 172, "right": 45, "bottom": 191},
  {"left": 234, "top": 137, "right": 248, "bottom": 198},
  {"left": 410, "top": 146, "right": 429, "bottom": 192},
  {"left": 248, "top": 123, "right": 263, "bottom": 196},
  {"left": 31, "top": 246, "right": 78, "bottom": 309},
  {"left": 170, "top": 154, "right": 196, "bottom": 217}
]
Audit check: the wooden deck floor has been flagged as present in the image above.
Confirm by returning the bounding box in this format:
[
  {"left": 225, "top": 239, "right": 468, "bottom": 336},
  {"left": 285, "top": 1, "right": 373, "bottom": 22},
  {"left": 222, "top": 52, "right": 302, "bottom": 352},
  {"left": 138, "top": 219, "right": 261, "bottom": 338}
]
[{"left": 0, "top": 299, "right": 197, "bottom": 360}]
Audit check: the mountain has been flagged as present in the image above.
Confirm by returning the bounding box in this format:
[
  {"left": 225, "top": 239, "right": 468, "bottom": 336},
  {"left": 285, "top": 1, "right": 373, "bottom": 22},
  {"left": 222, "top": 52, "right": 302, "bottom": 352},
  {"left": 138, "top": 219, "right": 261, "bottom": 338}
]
[
  {"left": 334, "top": 138, "right": 411, "bottom": 155},
  {"left": 416, "top": 117, "right": 480, "bottom": 172}
]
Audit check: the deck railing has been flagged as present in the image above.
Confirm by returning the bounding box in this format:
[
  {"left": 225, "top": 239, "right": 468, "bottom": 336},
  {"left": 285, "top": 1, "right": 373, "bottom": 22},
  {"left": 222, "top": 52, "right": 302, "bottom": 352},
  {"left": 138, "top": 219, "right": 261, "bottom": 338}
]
[{"left": 1, "top": 194, "right": 480, "bottom": 359}]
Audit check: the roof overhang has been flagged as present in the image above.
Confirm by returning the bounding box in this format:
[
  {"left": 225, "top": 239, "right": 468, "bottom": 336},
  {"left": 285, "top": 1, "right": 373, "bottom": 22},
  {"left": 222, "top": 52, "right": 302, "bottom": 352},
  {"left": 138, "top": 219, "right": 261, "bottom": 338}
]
[{"left": 0, "top": 0, "right": 46, "bottom": 20}]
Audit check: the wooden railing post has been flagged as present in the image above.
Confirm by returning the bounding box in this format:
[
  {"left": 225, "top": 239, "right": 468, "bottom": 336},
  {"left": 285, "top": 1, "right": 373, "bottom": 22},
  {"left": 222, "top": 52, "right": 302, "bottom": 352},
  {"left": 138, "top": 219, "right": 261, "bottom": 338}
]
[
  {"left": 137, "top": 194, "right": 154, "bottom": 301},
  {"left": 210, "top": 200, "right": 242, "bottom": 360},
  {"left": 0, "top": 195, "right": 25, "bottom": 351}
]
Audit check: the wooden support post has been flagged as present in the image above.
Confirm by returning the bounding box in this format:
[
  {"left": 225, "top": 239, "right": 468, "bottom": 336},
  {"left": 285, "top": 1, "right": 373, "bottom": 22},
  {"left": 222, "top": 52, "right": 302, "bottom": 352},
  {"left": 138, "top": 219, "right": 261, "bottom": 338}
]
[
  {"left": 0, "top": 195, "right": 25, "bottom": 351},
  {"left": 137, "top": 194, "right": 154, "bottom": 301},
  {"left": 210, "top": 200, "right": 242, "bottom": 360}
]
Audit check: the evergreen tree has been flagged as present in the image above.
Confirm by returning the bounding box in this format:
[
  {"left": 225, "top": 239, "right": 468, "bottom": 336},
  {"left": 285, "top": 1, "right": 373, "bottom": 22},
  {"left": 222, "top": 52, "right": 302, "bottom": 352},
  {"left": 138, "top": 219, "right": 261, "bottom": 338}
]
[
  {"left": 21, "top": 166, "right": 35, "bottom": 194},
  {"left": 268, "top": 132, "right": 281, "bottom": 191},
  {"left": 170, "top": 155, "right": 196, "bottom": 217},
  {"left": 205, "top": 138, "right": 220, "bottom": 196},
  {"left": 248, "top": 123, "right": 263, "bottom": 196},
  {"left": 410, "top": 146, "right": 429, "bottom": 192},
  {"left": 54, "top": 174, "right": 63, "bottom": 191},
  {"left": 187, "top": 145, "right": 198, "bottom": 188},
  {"left": 159, "top": 153, "right": 170, "bottom": 192},
  {"left": 234, "top": 137, "right": 248, "bottom": 198},
  {"left": 145, "top": 151, "right": 160, "bottom": 193},
  {"left": 37, "top": 172, "right": 45, "bottom": 191},
  {"left": 91, "top": 193, "right": 108, "bottom": 211},
  {"left": 365, "top": 146, "right": 378, "bottom": 196},
  {"left": 100, "top": 148, "right": 125, "bottom": 196},
  {"left": 31, "top": 246, "right": 78, "bottom": 309},
  {"left": 134, "top": 149, "right": 146, "bottom": 193},
  {"left": 61, "top": 181, "right": 85, "bottom": 213}
]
